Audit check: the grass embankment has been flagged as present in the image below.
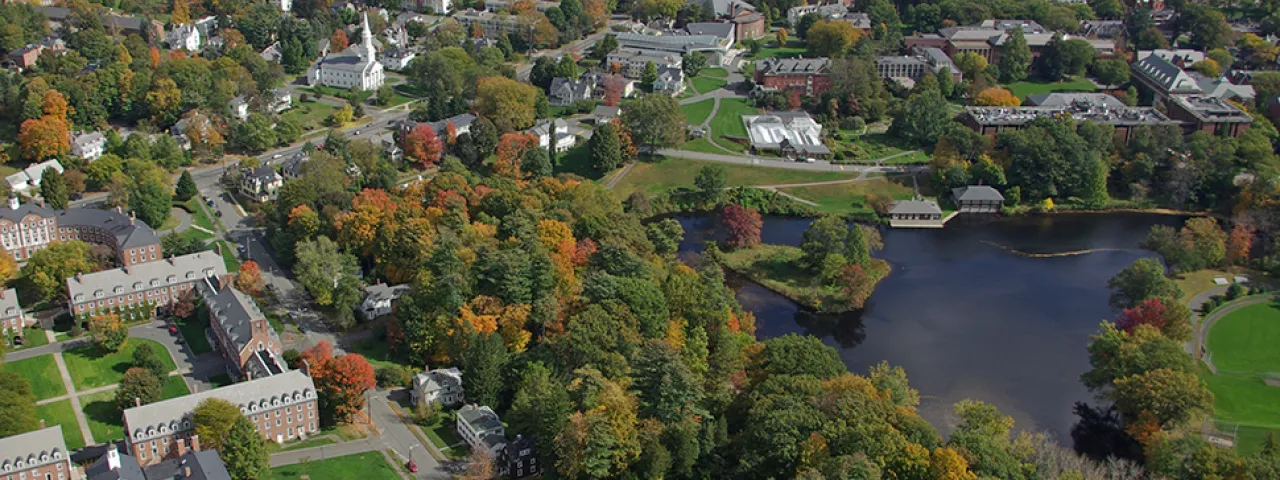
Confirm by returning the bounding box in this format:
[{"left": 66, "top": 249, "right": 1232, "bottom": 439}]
[
  {"left": 35, "top": 400, "right": 85, "bottom": 449},
  {"left": 1199, "top": 301, "right": 1280, "bottom": 454},
  {"left": 1173, "top": 268, "right": 1265, "bottom": 305},
  {"left": 681, "top": 99, "right": 715, "bottom": 126},
  {"left": 709, "top": 98, "right": 759, "bottom": 150},
  {"left": 264, "top": 452, "right": 402, "bottom": 480},
  {"left": 63, "top": 339, "right": 178, "bottom": 390},
  {"left": 1004, "top": 77, "right": 1098, "bottom": 99},
  {"left": 832, "top": 132, "right": 931, "bottom": 164},
  {"left": 779, "top": 177, "right": 918, "bottom": 215},
  {"left": 216, "top": 240, "right": 241, "bottom": 272},
  {"left": 692, "top": 76, "right": 728, "bottom": 94},
  {"left": 4, "top": 355, "right": 66, "bottom": 400},
  {"left": 612, "top": 156, "right": 857, "bottom": 197},
  {"left": 720, "top": 244, "right": 889, "bottom": 312},
  {"left": 750, "top": 39, "right": 807, "bottom": 59}
]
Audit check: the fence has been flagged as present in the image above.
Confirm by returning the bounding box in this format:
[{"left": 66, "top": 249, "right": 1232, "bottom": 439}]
[{"left": 1202, "top": 419, "right": 1239, "bottom": 449}]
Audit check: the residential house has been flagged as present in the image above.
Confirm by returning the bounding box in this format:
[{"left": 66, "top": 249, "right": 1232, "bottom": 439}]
[
  {"left": 743, "top": 111, "right": 830, "bottom": 158},
  {"left": 7, "top": 44, "right": 43, "bottom": 70},
  {"left": 590, "top": 105, "right": 620, "bottom": 124},
  {"left": 787, "top": 3, "right": 847, "bottom": 26},
  {"left": 412, "top": 367, "right": 464, "bottom": 407},
  {"left": 653, "top": 66, "right": 686, "bottom": 96},
  {"left": 526, "top": 120, "right": 577, "bottom": 152},
  {"left": 380, "top": 48, "right": 416, "bottom": 71},
  {"left": 275, "top": 0, "right": 292, "bottom": 11},
  {"left": 0, "top": 288, "right": 29, "bottom": 340},
  {"left": 403, "top": 0, "right": 452, "bottom": 14},
  {"left": 281, "top": 152, "right": 309, "bottom": 178},
  {"left": 583, "top": 71, "right": 637, "bottom": 98},
  {"left": 229, "top": 96, "right": 250, "bottom": 121},
  {"left": 239, "top": 165, "right": 283, "bottom": 202},
  {"left": 498, "top": 435, "right": 541, "bottom": 479},
  {"left": 0, "top": 426, "right": 72, "bottom": 480},
  {"left": 166, "top": 24, "right": 201, "bottom": 51},
  {"left": 360, "top": 283, "right": 410, "bottom": 319},
  {"left": 382, "top": 24, "right": 409, "bottom": 50},
  {"left": 67, "top": 250, "right": 227, "bottom": 318},
  {"left": 548, "top": 77, "right": 594, "bottom": 106},
  {"left": 5, "top": 159, "right": 63, "bottom": 193},
  {"left": 753, "top": 57, "right": 832, "bottom": 96},
  {"left": 952, "top": 185, "right": 1004, "bottom": 213},
  {"left": 455, "top": 405, "right": 541, "bottom": 478},
  {"left": 199, "top": 277, "right": 286, "bottom": 381},
  {"left": 71, "top": 131, "right": 108, "bottom": 161},
  {"left": 261, "top": 42, "right": 283, "bottom": 63},
  {"left": 122, "top": 370, "right": 318, "bottom": 466},
  {"left": 270, "top": 89, "right": 292, "bottom": 113}
]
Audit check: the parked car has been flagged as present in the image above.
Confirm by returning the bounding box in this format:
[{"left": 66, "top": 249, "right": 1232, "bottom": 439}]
[
  {"left": 272, "top": 153, "right": 283, "bottom": 159},
  {"left": 407, "top": 461, "right": 417, "bottom": 473},
  {"left": 215, "top": 210, "right": 223, "bottom": 217},
  {"left": 168, "top": 325, "right": 178, "bottom": 335}
]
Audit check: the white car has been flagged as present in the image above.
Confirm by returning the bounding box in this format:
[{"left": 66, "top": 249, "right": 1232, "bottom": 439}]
[{"left": 272, "top": 154, "right": 283, "bottom": 159}]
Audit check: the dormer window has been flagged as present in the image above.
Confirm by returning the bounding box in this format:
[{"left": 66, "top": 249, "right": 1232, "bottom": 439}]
[
  {"left": 113, "top": 286, "right": 124, "bottom": 294},
  {"left": 94, "top": 290, "right": 104, "bottom": 298},
  {"left": 185, "top": 271, "right": 195, "bottom": 279},
  {"left": 133, "top": 282, "right": 143, "bottom": 290}
]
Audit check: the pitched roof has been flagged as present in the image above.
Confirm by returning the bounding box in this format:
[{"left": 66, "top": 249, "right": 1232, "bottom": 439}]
[
  {"left": 123, "top": 370, "right": 316, "bottom": 443},
  {"left": 952, "top": 185, "right": 1005, "bottom": 202},
  {"left": 67, "top": 251, "right": 227, "bottom": 304},
  {"left": 0, "top": 288, "right": 21, "bottom": 320},
  {"left": 0, "top": 426, "right": 67, "bottom": 472},
  {"left": 364, "top": 283, "right": 410, "bottom": 304},
  {"left": 56, "top": 207, "right": 161, "bottom": 249},
  {"left": 684, "top": 22, "right": 734, "bottom": 38},
  {"left": 1133, "top": 54, "right": 1203, "bottom": 94},
  {"left": 198, "top": 279, "right": 276, "bottom": 357},
  {"left": 85, "top": 449, "right": 145, "bottom": 480},
  {"left": 143, "top": 450, "right": 232, "bottom": 480},
  {"left": 889, "top": 199, "right": 942, "bottom": 215},
  {"left": 755, "top": 57, "right": 829, "bottom": 76}
]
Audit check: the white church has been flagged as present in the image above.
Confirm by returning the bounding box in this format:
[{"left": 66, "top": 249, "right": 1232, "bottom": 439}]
[{"left": 307, "top": 12, "right": 386, "bottom": 91}]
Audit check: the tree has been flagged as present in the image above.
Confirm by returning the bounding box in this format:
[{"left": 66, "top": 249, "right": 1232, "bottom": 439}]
[
  {"left": 0, "top": 252, "right": 16, "bottom": 283},
  {"left": 776, "top": 28, "right": 789, "bottom": 46},
  {"left": 622, "top": 94, "right": 685, "bottom": 151},
  {"left": 476, "top": 76, "right": 541, "bottom": 132},
  {"left": 294, "top": 236, "right": 362, "bottom": 315},
  {"left": 129, "top": 179, "right": 172, "bottom": 228},
  {"left": 21, "top": 240, "right": 96, "bottom": 300},
  {"left": 89, "top": 313, "right": 128, "bottom": 352},
  {"left": 18, "top": 116, "right": 70, "bottom": 161},
  {"left": 694, "top": 165, "right": 727, "bottom": 207},
  {"left": 1107, "top": 258, "right": 1181, "bottom": 310},
  {"left": 1082, "top": 322, "right": 1192, "bottom": 391},
  {"left": 1178, "top": 4, "right": 1231, "bottom": 51},
  {"left": 40, "top": 167, "right": 68, "bottom": 210},
  {"left": 1226, "top": 222, "right": 1254, "bottom": 265},
  {"left": 1189, "top": 59, "right": 1221, "bottom": 77},
  {"left": 806, "top": 20, "right": 860, "bottom": 57},
  {"left": 1181, "top": 217, "right": 1227, "bottom": 270},
  {"left": 973, "top": 88, "right": 1021, "bottom": 106},
  {"left": 890, "top": 89, "right": 951, "bottom": 147},
  {"left": 0, "top": 373, "right": 39, "bottom": 437},
  {"left": 588, "top": 121, "right": 624, "bottom": 173},
  {"left": 403, "top": 123, "right": 443, "bottom": 166},
  {"left": 1091, "top": 58, "right": 1130, "bottom": 86},
  {"left": 591, "top": 34, "right": 618, "bottom": 60},
  {"left": 998, "top": 27, "right": 1031, "bottom": 83},
  {"left": 721, "top": 204, "right": 762, "bottom": 250},
  {"left": 761, "top": 334, "right": 846, "bottom": 379},
  {"left": 458, "top": 447, "right": 497, "bottom": 480},
  {"left": 331, "top": 29, "right": 349, "bottom": 50},
  {"left": 171, "top": 0, "right": 190, "bottom": 23},
  {"left": 463, "top": 332, "right": 509, "bottom": 407},
  {"left": 115, "top": 367, "right": 162, "bottom": 410},
  {"left": 955, "top": 52, "right": 989, "bottom": 80},
  {"left": 682, "top": 51, "right": 707, "bottom": 77},
  {"left": 232, "top": 114, "right": 279, "bottom": 152},
  {"left": 1116, "top": 297, "right": 1193, "bottom": 342},
  {"left": 175, "top": 170, "right": 198, "bottom": 201},
  {"left": 633, "top": 340, "right": 702, "bottom": 424},
  {"left": 329, "top": 105, "right": 354, "bottom": 126},
  {"left": 304, "top": 342, "right": 377, "bottom": 421},
  {"left": 236, "top": 261, "right": 265, "bottom": 295},
  {"left": 222, "top": 416, "right": 270, "bottom": 480},
  {"left": 1111, "top": 368, "right": 1213, "bottom": 429},
  {"left": 132, "top": 342, "right": 169, "bottom": 378},
  {"left": 508, "top": 362, "right": 571, "bottom": 468},
  {"left": 642, "top": 61, "right": 658, "bottom": 86}
]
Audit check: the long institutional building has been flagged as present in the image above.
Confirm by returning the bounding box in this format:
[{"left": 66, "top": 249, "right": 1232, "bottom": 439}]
[
  {"left": 0, "top": 198, "right": 162, "bottom": 266},
  {"left": 959, "top": 92, "right": 1251, "bottom": 140},
  {"left": 67, "top": 250, "right": 228, "bottom": 318}
]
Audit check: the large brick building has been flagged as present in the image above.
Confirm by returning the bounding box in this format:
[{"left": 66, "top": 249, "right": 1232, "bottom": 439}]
[
  {"left": 122, "top": 370, "right": 319, "bottom": 467},
  {"left": 753, "top": 57, "right": 832, "bottom": 96},
  {"left": 1165, "top": 95, "right": 1253, "bottom": 137},
  {"left": 0, "top": 426, "right": 72, "bottom": 480},
  {"left": 0, "top": 198, "right": 162, "bottom": 266},
  {"left": 959, "top": 93, "right": 1178, "bottom": 142},
  {"left": 199, "top": 278, "right": 286, "bottom": 381},
  {"left": 67, "top": 250, "right": 229, "bottom": 318}
]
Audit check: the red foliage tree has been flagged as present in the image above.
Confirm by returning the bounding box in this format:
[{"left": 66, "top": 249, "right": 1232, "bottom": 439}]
[
  {"left": 1116, "top": 297, "right": 1170, "bottom": 334},
  {"left": 445, "top": 121, "right": 459, "bottom": 145},
  {"left": 721, "top": 205, "right": 762, "bottom": 250},
  {"left": 602, "top": 75, "right": 626, "bottom": 107},
  {"left": 331, "top": 29, "right": 350, "bottom": 50},
  {"left": 571, "top": 238, "right": 598, "bottom": 266},
  {"left": 301, "top": 341, "right": 376, "bottom": 421},
  {"left": 838, "top": 263, "right": 874, "bottom": 309},
  {"left": 403, "top": 123, "right": 443, "bottom": 167},
  {"left": 300, "top": 341, "right": 334, "bottom": 374},
  {"left": 235, "top": 260, "right": 265, "bottom": 295},
  {"left": 385, "top": 319, "right": 406, "bottom": 353},
  {"left": 1226, "top": 222, "right": 1254, "bottom": 265},
  {"left": 493, "top": 132, "right": 539, "bottom": 178}
]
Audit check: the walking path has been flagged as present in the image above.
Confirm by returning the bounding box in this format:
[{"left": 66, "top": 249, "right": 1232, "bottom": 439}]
[
  {"left": 604, "top": 162, "right": 637, "bottom": 190},
  {"left": 50, "top": 351, "right": 95, "bottom": 445},
  {"left": 1187, "top": 291, "right": 1277, "bottom": 373}
]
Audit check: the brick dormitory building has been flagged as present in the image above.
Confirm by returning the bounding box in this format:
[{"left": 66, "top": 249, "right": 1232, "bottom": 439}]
[
  {"left": 67, "top": 250, "right": 229, "bottom": 319},
  {"left": 0, "top": 197, "right": 162, "bottom": 266},
  {"left": 0, "top": 426, "right": 72, "bottom": 480},
  {"left": 199, "top": 276, "right": 286, "bottom": 381}
]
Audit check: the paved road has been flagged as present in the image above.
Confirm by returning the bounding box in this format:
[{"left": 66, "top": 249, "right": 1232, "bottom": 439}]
[{"left": 656, "top": 148, "right": 930, "bottom": 174}]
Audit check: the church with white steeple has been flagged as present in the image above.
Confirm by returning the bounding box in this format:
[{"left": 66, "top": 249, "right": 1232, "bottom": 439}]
[{"left": 306, "top": 11, "right": 386, "bottom": 91}]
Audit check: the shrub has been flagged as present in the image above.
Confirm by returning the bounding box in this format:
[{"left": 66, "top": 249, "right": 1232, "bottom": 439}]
[
  {"left": 375, "top": 365, "right": 412, "bottom": 388},
  {"left": 1226, "top": 283, "right": 1246, "bottom": 300},
  {"left": 413, "top": 400, "right": 440, "bottom": 425}
]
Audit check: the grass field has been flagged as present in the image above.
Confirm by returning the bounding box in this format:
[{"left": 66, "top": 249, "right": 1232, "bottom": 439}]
[
  {"left": 419, "top": 410, "right": 469, "bottom": 459},
  {"left": 35, "top": 400, "right": 85, "bottom": 450},
  {"left": 1173, "top": 268, "right": 1264, "bottom": 306},
  {"left": 216, "top": 240, "right": 241, "bottom": 272},
  {"left": 83, "top": 389, "right": 125, "bottom": 442},
  {"left": 15, "top": 327, "right": 49, "bottom": 349},
  {"left": 682, "top": 99, "right": 715, "bottom": 126},
  {"left": 267, "top": 436, "right": 338, "bottom": 453},
  {"left": 751, "top": 39, "right": 807, "bottom": 59},
  {"left": 692, "top": 76, "right": 728, "bottom": 94},
  {"left": 161, "top": 375, "right": 191, "bottom": 399},
  {"left": 779, "top": 177, "right": 918, "bottom": 215},
  {"left": 347, "top": 339, "right": 409, "bottom": 371},
  {"left": 834, "top": 132, "right": 931, "bottom": 164},
  {"left": 1200, "top": 301, "right": 1280, "bottom": 453},
  {"left": 612, "top": 156, "right": 858, "bottom": 197},
  {"left": 4, "top": 355, "right": 66, "bottom": 400},
  {"left": 176, "top": 308, "right": 213, "bottom": 355},
  {"left": 701, "top": 67, "right": 729, "bottom": 78},
  {"left": 282, "top": 101, "right": 340, "bottom": 133},
  {"left": 64, "top": 339, "right": 177, "bottom": 390},
  {"left": 555, "top": 144, "right": 598, "bottom": 179},
  {"left": 681, "top": 138, "right": 726, "bottom": 154},
  {"left": 264, "top": 452, "right": 402, "bottom": 480},
  {"left": 709, "top": 98, "right": 759, "bottom": 150},
  {"left": 1004, "top": 77, "right": 1098, "bottom": 99}
]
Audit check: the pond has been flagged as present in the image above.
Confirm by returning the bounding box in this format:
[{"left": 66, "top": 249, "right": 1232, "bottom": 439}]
[{"left": 675, "top": 213, "right": 1185, "bottom": 441}]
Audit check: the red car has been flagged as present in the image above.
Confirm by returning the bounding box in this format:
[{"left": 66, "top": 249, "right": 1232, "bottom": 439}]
[
  {"left": 168, "top": 325, "right": 178, "bottom": 334},
  {"left": 406, "top": 461, "right": 418, "bottom": 473}
]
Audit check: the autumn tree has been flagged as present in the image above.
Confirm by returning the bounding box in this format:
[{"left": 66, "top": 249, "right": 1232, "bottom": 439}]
[
  {"left": 236, "top": 261, "right": 265, "bottom": 295},
  {"left": 1115, "top": 297, "right": 1193, "bottom": 342},
  {"left": 115, "top": 367, "right": 161, "bottom": 410},
  {"left": 331, "top": 29, "right": 349, "bottom": 50},
  {"left": 1111, "top": 368, "right": 1213, "bottom": 430},
  {"left": 18, "top": 116, "right": 69, "bottom": 161},
  {"left": 973, "top": 88, "right": 1021, "bottom": 107},
  {"left": 476, "top": 76, "right": 540, "bottom": 131},
  {"left": 89, "top": 313, "right": 129, "bottom": 352},
  {"left": 303, "top": 341, "right": 376, "bottom": 421},
  {"left": 171, "top": 0, "right": 191, "bottom": 24},
  {"left": 720, "top": 204, "right": 762, "bottom": 250},
  {"left": 806, "top": 20, "right": 860, "bottom": 57},
  {"left": 492, "top": 132, "right": 540, "bottom": 178},
  {"left": 0, "top": 252, "right": 16, "bottom": 283},
  {"left": 1107, "top": 258, "right": 1181, "bottom": 310},
  {"left": 1226, "top": 222, "right": 1254, "bottom": 265},
  {"left": 403, "top": 123, "right": 443, "bottom": 166},
  {"left": 458, "top": 447, "right": 497, "bottom": 480},
  {"left": 22, "top": 240, "right": 97, "bottom": 300}
]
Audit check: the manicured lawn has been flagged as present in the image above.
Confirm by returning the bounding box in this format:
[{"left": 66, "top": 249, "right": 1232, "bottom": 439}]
[
  {"left": 216, "top": 240, "right": 241, "bottom": 273},
  {"left": 63, "top": 339, "right": 177, "bottom": 390},
  {"left": 1172, "top": 268, "right": 1264, "bottom": 305},
  {"left": 682, "top": 138, "right": 727, "bottom": 154},
  {"left": 15, "top": 327, "right": 49, "bottom": 349},
  {"left": 833, "top": 132, "right": 930, "bottom": 164},
  {"left": 709, "top": 98, "right": 759, "bottom": 150},
  {"left": 1236, "top": 425, "right": 1280, "bottom": 456},
  {"left": 1207, "top": 302, "right": 1280, "bottom": 372},
  {"left": 692, "top": 76, "right": 728, "bottom": 94},
  {"left": 751, "top": 39, "right": 807, "bottom": 59},
  {"left": 282, "top": 101, "right": 340, "bottom": 132},
  {"left": 266, "top": 436, "right": 338, "bottom": 453},
  {"left": 264, "top": 452, "right": 402, "bottom": 480},
  {"left": 553, "top": 144, "right": 598, "bottom": 179},
  {"left": 418, "top": 410, "right": 469, "bottom": 459},
  {"left": 161, "top": 375, "right": 191, "bottom": 399},
  {"left": 1004, "top": 77, "right": 1098, "bottom": 99},
  {"left": 346, "top": 339, "right": 409, "bottom": 371},
  {"left": 4, "top": 355, "right": 66, "bottom": 400},
  {"left": 701, "top": 67, "right": 729, "bottom": 78},
  {"left": 35, "top": 400, "right": 85, "bottom": 450},
  {"left": 779, "top": 177, "right": 918, "bottom": 215},
  {"left": 612, "top": 156, "right": 857, "bottom": 197},
  {"left": 83, "top": 389, "right": 125, "bottom": 443},
  {"left": 176, "top": 307, "right": 213, "bottom": 355},
  {"left": 681, "top": 99, "right": 715, "bottom": 126}
]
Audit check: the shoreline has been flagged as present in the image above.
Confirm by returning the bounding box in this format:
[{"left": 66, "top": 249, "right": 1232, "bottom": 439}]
[{"left": 718, "top": 245, "right": 890, "bottom": 313}]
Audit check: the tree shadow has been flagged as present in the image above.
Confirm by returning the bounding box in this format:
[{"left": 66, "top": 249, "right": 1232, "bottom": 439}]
[
  {"left": 1070, "top": 402, "right": 1144, "bottom": 463},
  {"left": 794, "top": 309, "right": 867, "bottom": 349}
]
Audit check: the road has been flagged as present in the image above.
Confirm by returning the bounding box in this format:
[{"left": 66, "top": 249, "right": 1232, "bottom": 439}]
[
  {"left": 515, "top": 26, "right": 618, "bottom": 81},
  {"left": 656, "top": 148, "right": 930, "bottom": 174}
]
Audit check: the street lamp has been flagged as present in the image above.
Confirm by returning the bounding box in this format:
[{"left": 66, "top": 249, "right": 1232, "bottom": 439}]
[{"left": 408, "top": 444, "right": 421, "bottom": 465}]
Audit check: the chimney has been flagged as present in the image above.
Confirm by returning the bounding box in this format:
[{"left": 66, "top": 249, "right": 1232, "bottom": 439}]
[
  {"left": 115, "top": 206, "right": 122, "bottom": 214},
  {"left": 135, "top": 397, "right": 141, "bottom": 407},
  {"left": 214, "top": 242, "right": 221, "bottom": 256},
  {"left": 75, "top": 272, "right": 83, "bottom": 283},
  {"left": 300, "top": 358, "right": 311, "bottom": 377},
  {"left": 7, "top": 196, "right": 18, "bottom": 210},
  {"left": 129, "top": 212, "right": 135, "bottom": 226},
  {"left": 106, "top": 449, "right": 120, "bottom": 470},
  {"left": 190, "top": 435, "right": 200, "bottom": 452},
  {"left": 192, "top": 383, "right": 198, "bottom": 393},
  {"left": 175, "top": 438, "right": 188, "bottom": 458},
  {"left": 168, "top": 255, "right": 175, "bottom": 265}
]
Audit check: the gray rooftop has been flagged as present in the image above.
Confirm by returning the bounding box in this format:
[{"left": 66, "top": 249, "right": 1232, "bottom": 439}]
[
  {"left": 1133, "top": 54, "right": 1202, "bottom": 94},
  {"left": 953, "top": 185, "right": 1005, "bottom": 202},
  {"left": 1024, "top": 92, "right": 1126, "bottom": 108},
  {"left": 85, "top": 450, "right": 144, "bottom": 480},
  {"left": 963, "top": 101, "right": 1174, "bottom": 128},
  {"left": 0, "top": 426, "right": 67, "bottom": 472},
  {"left": 143, "top": 450, "right": 232, "bottom": 480},
  {"left": 889, "top": 199, "right": 942, "bottom": 215},
  {"left": 458, "top": 404, "right": 503, "bottom": 436},
  {"left": 123, "top": 370, "right": 316, "bottom": 443},
  {"left": 364, "top": 283, "right": 411, "bottom": 304},
  {"left": 59, "top": 207, "right": 161, "bottom": 249},
  {"left": 198, "top": 279, "right": 277, "bottom": 357},
  {"left": 684, "top": 22, "right": 735, "bottom": 38},
  {"left": 1170, "top": 95, "right": 1254, "bottom": 124},
  {"left": 413, "top": 367, "right": 462, "bottom": 395},
  {"left": 67, "top": 251, "right": 227, "bottom": 304},
  {"left": 755, "top": 57, "right": 829, "bottom": 76},
  {"left": 0, "top": 288, "right": 20, "bottom": 320}
]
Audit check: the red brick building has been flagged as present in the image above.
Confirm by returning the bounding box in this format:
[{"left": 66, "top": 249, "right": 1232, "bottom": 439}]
[
  {"left": 67, "top": 250, "right": 228, "bottom": 319},
  {"left": 730, "top": 11, "right": 766, "bottom": 41},
  {"left": 753, "top": 57, "right": 833, "bottom": 96},
  {"left": 0, "top": 426, "right": 72, "bottom": 480},
  {"left": 1165, "top": 95, "right": 1252, "bottom": 137},
  {"left": 199, "top": 278, "right": 286, "bottom": 381},
  {"left": 7, "top": 44, "right": 42, "bottom": 70}
]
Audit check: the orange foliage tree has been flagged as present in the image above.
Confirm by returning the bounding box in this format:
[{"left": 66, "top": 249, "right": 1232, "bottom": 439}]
[
  {"left": 493, "top": 132, "right": 540, "bottom": 178},
  {"left": 403, "top": 123, "right": 443, "bottom": 166},
  {"left": 302, "top": 341, "right": 376, "bottom": 421},
  {"left": 236, "top": 261, "right": 265, "bottom": 295},
  {"left": 973, "top": 87, "right": 1022, "bottom": 106},
  {"left": 1226, "top": 222, "right": 1254, "bottom": 265},
  {"left": 18, "top": 116, "right": 69, "bottom": 160},
  {"left": 331, "top": 29, "right": 349, "bottom": 50}
]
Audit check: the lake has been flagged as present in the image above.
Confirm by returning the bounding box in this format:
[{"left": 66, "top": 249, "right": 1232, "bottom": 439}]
[{"left": 675, "top": 213, "right": 1185, "bottom": 441}]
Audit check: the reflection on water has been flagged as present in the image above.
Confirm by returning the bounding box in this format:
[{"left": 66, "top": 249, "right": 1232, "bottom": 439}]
[{"left": 676, "top": 213, "right": 1183, "bottom": 441}]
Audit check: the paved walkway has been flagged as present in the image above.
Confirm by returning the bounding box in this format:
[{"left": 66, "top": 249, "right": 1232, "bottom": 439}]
[
  {"left": 165, "top": 207, "right": 192, "bottom": 234},
  {"left": 604, "top": 161, "right": 637, "bottom": 190},
  {"left": 50, "top": 351, "right": 95, "bottom": 445}
]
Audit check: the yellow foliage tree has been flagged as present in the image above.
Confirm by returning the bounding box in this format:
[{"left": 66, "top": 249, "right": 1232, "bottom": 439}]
[
  {"left": 973, "top": 87, "right": 1022, "bottom": 106},
  {"left": 930, "top": 447, "right": 977, "bottom": 480}
]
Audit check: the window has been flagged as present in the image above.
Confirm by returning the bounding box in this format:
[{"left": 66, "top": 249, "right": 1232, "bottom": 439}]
[{"left": 275, "top": 419, "right": 280, "bottom": 426}]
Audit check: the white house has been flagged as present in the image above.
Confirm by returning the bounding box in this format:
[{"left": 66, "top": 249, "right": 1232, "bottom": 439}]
[
  {"left": 457, "top": 405, "right": 506, "bottom": 454},
  {"left": 380, "top": 48, "right": 416, "bottom": 71},
  {"left": 526, "top": 120, "right": 576, "bottom": 153},
  {"left": 239, "top": 165, "right": 282, "bottom": 203},
  {"left": 71, "top": 131, "right": 107, "bottom": 161},
  {"left": 166, "top": 24, "right": 201, "bottom": 51},
  {"left": 412, "top": 367, "right": 464, "bottom": 407},
  {"left": 307, "top": 12, "right": 386, "bottom": 91},
  {"left": 229, "top": 96, "right": 250, "bottom": 121},
  {"left": 360, "top": 283, "right": 410, "bottom": 319},
  {"left": 270, "top": 89, "right": 292, "bottom": 113},
  {"left": 5, "top": 159, "right": 63, "bottom": 193},
  {"left": 653, "top": 67, "right": 686, "bottom": 96},
  {"left": 403, "top": 0, "right": 452, "bottom": 14}
]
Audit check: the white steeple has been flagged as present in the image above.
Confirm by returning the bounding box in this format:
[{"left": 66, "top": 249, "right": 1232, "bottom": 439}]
[{"left": 360, "top": 11, "right": 376, "bottom": 61}]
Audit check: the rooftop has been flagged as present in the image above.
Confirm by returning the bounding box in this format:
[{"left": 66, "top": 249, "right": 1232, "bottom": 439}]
[
  {"left": 755, "top": 57, "right": 829, "bottom": 75},
  {"left": 963, "top": 99, "right": 1174, "bottom": 128},
  {"left": 123, "top": 370, "right": 316, "bottom": 443},
  {"left": 743, "top": 111, "right": 830, "bottom": 155},
  {"left": 0, "top": 426, "right": 67, "bottom": 472},
  {"left": 889, "top": 199, "right": 943, "bottom": 215},
  {"left": 68, "top": 251, "right": 227, "bottom": 304},
  {"left": 1169, "top": 95, "right": 1254, "bottom": 124},
  {"left": 953, "top": 185, "right": 1005, "bottom": 202},
  {"left": 198, "top": 278, "right": 278, "bottom": 358},
  {"left": 0, "top": 288, "right": 20, "bottom": 320},
  {"left": 144, "top": 450, "right": 233, "bottom": 480}
]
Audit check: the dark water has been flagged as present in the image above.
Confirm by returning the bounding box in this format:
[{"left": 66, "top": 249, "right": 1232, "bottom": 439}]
[{"left": 675, "top": 213, "right": 1184, "bottom": 441}]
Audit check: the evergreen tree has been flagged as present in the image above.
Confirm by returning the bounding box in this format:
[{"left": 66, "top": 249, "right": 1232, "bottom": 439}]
[
  {"left": 221, "top": 416, "right": 270, "bottom": 480},
  {"left": 642, "top": 61, "right": 658, "bottom": 86},
  {"left": 40, "top": 167, "right": 68, "bottom": 210},
  {"left": 588, "top": 121, "right": 623, "bottom": 172},
  {"left": 175, "top": 170, "right": 198, "bottom": 201},
  {"left": 999, "top": 27, "right": 1032, "bottom": 83},
  {"left": 461, "top": 332, "right": 509, "bottom": 407}
]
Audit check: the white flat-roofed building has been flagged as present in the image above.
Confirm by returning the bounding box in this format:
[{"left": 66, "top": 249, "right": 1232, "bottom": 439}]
[{"left": 743, "top": 111, "right": 830, "bottom": 158}]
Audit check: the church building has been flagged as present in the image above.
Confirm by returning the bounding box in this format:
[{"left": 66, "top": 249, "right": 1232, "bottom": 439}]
[{"left": 307, "top": 12, "right": 386, "bottom": 91}]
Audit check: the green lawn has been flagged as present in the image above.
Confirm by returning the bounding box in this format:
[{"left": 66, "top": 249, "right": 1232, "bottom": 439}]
[
  {"left": 833, "top": 132, "right": 930, "bottom": 164},
  {"left": 1004, "top": 77, "right": 1098, "bottom": 99},
  {"left": 282, "top": 101, "right": 340, "bottom": 132},
  {"left": 216, "top": 240, "right": 241, "bottom": 273},
  {"left": 682, "top": 138, "right": 727, "bottom": 154},
  {"left": 35, "top": 400, "right": 85, "bottom": 450},
  {"left": 720, "top": 244, "right": 890, "bottom": 312},
  {"left": 176, "top": 307, "right": 213, "bottom": 355},
  {"left": 612, "top": 156, "right": 858, "bottom": 197},
  {"left": 63, "top": 339, "right": 177, "bottom": 390},
  {"left": 15, "top": 327, "right": 49, "bottom": 349},
  {"left": 264, "top": 452, "right": 402, "bottom": 480},
  {"left": 266, "top": 436, "right": 338, "bottom": 454},
  {"left": 554, "top": 144, "right": 598, "bottom": 179},
  {"left": 751, "top": 39, "right": 807, "bottom": 59},
  {"left": 418, "top": 410, "right": 469, "bottom": 459},
  {"left": 208, "top": 374, "right": 233, "bottom": 388},
  {"left": 779, "top": 177, "right": 918, "bottom": 215},
  {"left": 682, "top": 99, "right": 715, "bottom": 126},
  {"left": 709, "top": 98, "right": 759, "bottom": 150},
  {"left": 1207, "top": 303, "right": 1280, "bottom": 372},
  {"left": 692, "top": 76, "right": 728, "bottom": 95},
  {"left": 4, "top": 355, "right": 66, "bottom": 400},
  {"left": 161, "top": 375, "right": 191, "bottom": 399},
  {"left": 701, "top": 67, "right": 729, "bottom": 78},
  {"left": 83, "top": 389, "right": 125, "bottom": 443},
  {"left": 346, "top": 339, "right": 409, "bottom": 371}
]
